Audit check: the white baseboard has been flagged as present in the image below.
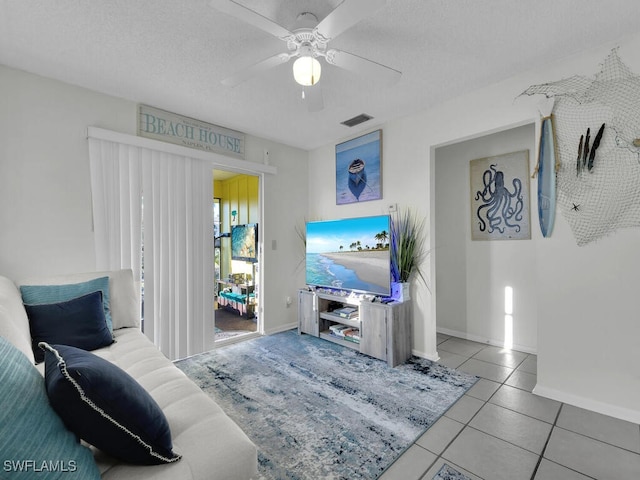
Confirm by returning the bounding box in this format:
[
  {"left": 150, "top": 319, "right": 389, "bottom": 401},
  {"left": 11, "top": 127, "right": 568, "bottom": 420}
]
[
  {"left": 264, "top": 322, "right": 297, "bottom": 336},
  {"left": 533, "top": 384, "right": 640, "bottom": 425},
  {"left": 412, "top": 349, "right": 440, "bottom": 362},
  {"left": 436, "top": 326, "right": 537, "bottom": 355}
]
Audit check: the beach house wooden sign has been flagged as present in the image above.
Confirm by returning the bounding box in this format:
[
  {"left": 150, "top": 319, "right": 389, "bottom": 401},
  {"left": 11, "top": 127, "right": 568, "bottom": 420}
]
[{"left": 137, "top": 105, "right": 245, "bottom": 159}]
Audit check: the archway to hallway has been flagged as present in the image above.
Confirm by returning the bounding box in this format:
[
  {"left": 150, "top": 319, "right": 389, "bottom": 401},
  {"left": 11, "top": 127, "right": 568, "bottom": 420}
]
[{"left": 432, "top": 122, "right": 538, "bottom": 355}]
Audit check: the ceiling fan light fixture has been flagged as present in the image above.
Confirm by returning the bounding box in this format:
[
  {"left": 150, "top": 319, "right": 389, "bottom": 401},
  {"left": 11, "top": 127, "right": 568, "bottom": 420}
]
[{"left": 293, "top": 56, "right": 321, "bottom": 86}]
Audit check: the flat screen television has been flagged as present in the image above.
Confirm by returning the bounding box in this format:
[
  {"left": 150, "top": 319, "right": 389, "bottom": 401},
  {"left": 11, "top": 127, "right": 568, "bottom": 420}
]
[
  {"left": 306, "top": 215, "right": 391, "bottom": 296},
  {"left": 231, "top": 223, "right": 258, "bottom": 262}
]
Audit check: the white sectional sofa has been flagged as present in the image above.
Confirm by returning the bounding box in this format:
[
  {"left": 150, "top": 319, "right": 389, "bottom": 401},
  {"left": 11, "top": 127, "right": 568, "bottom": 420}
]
[{"left": 0, "top": 269, "right": 257, "bottom": 479}]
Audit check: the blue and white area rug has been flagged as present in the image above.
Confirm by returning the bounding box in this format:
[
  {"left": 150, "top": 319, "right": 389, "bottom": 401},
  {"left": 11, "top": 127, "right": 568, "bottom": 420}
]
[{"left": 176, "top": 330, "right": 477, "bottom": 479}]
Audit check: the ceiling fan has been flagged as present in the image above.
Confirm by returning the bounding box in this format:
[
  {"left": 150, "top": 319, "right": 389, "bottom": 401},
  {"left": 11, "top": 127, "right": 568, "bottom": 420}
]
[{"left": 212, "top": 0, "right": 402, "bottom": 111}]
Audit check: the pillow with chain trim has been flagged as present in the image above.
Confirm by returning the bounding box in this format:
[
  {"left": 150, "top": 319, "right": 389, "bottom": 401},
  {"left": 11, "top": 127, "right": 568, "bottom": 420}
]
[{"left": 40, "top": 342, "right": 181, "bottom": 465}]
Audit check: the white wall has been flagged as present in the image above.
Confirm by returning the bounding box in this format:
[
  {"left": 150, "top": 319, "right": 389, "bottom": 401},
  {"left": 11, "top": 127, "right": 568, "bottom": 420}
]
[
  {"left": 0, "top": 65, "right": 308, "bottom": 336},
  {"left": 0, "top": 65, "right": 136, "bottom": 279},
  {"left": 249, "top": 138, "right": 309, "bottom": 333},
  {"left": 435, "top": 124, "right": 538, "bottom": 353},
  {"left": 309, "top": 33, "right": 640, "bottom": 423}
]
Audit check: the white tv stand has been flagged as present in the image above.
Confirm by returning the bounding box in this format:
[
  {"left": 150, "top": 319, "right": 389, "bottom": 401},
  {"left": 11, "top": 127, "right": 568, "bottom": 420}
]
[{"left": 297, "top": 289, "right": 412, "bottom": 367}]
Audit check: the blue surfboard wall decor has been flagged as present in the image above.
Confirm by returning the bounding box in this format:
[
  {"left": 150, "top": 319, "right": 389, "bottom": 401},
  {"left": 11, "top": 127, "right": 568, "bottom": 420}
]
[{"left": 537, "top": 116, "right": 557, "bottom": 237}]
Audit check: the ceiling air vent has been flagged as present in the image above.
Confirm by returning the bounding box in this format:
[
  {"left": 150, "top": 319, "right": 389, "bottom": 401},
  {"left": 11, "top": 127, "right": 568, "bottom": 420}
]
[{"left": 341, "top": 113, "right": 373, "bottom": 127}]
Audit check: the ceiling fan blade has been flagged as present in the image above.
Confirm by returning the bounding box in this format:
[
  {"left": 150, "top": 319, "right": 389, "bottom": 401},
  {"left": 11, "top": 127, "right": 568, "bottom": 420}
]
[
  {"left": 221, "top": 53, "right": 291, "bottom": 87},
  {"left": 326, "top": 49, "right": 401, "bottom": 85},
  {"left": 303, "top": 85, "right": 324, "bottom": 112},
  {"left": 315, "top": 0, "right": 386, "bottom": 41},
  {"left": 211, "top": 0, "right": 294, "bottom": 40}
]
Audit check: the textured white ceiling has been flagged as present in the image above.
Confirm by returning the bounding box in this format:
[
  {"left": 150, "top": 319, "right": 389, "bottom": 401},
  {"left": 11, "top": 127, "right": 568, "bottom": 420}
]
[{"left": 2, "top": 0, "right": 640, "bottom": 151}]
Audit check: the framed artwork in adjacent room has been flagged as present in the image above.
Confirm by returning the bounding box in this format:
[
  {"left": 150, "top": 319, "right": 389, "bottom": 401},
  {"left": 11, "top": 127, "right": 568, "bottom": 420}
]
[
  {"left": 336, "top": 130, "right": 382, "bottom": 205},
  {"left": 470, "top": 150, "right": 531, "bottom": 240}
]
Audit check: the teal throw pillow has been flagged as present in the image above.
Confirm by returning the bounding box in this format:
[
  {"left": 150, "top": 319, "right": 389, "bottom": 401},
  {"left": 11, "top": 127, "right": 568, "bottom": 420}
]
[
  {"left": 25, "top": 291, "right": 114, "bottom": 363},
  {"left": 0, "top": 336, "right": 100, "bottom": 479},
  {"left": 20, "top": 276, "right": 113, "bottom": 332}
]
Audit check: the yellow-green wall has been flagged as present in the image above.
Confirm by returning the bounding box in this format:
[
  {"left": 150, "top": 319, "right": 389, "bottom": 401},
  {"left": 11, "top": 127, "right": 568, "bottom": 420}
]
[{"left": 214, "top": 174, "right": 259, "bottom": 278}]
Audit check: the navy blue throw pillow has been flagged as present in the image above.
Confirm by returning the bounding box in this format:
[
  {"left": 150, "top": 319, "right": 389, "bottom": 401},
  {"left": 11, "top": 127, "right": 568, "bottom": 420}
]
[
  {"left": 41, "top": 343, "right": 181, "bottom": 465},
  {"left": 25, "top": 290, "right": 114, "bottom": 363}
]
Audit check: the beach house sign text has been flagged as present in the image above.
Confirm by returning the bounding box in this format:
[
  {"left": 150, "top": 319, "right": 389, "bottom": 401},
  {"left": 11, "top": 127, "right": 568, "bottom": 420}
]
[{"left": 138, "top": 105, "right": 245, "bottom": 159}]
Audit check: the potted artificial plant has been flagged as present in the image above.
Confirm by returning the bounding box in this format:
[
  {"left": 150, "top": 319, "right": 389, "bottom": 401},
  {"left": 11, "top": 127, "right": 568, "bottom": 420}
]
[{"left": 390, "top": 208, "right": 428, "bottom": 301}]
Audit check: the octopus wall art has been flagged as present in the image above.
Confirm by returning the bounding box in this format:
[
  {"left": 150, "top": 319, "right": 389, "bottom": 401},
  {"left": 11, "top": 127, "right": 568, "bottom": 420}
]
[{"left": 470, "top": 150, "right": 531, "bottom": 241}]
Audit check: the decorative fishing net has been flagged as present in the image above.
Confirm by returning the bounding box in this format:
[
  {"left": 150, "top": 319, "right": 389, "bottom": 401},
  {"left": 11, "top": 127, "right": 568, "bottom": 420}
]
[{"left": 522, "top": 49, "right": 640, "bottom": 246}]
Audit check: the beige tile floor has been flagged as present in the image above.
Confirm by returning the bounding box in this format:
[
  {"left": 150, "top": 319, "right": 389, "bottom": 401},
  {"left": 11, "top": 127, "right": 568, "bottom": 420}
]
[{"left": 380, "top": 334, "right": 640, "bottom": 480}]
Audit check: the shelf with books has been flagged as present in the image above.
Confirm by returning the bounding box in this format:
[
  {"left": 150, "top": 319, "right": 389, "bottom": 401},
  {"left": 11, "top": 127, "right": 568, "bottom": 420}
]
[
  {"left": 318, "top": 311, "right": 360, "bottom": 329},
  {"left": 319, "top": 330, "right": 359, "bottom": 350},
  {"left": 331, "top": 305, "right": 359, "bottom": 317},
  {"left": 328, "top": 324, "right": 360, "bottom": 341},
  {"left": 319, "top": 332, "right": 351, "bottom": 348}
]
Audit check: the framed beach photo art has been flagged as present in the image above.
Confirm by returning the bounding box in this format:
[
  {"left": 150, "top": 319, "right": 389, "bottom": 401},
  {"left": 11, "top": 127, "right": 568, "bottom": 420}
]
[
  {"left": 336, "top": 130, "right": 382, "bottom": 205},
  {"left": 470, "top": 150, "right": 531, "bottom": 241}
]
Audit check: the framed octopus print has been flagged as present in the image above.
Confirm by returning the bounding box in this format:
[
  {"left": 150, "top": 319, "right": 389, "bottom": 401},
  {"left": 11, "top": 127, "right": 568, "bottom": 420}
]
[{"left": 470, "top": 150, "right": 531, "bottom": 241}]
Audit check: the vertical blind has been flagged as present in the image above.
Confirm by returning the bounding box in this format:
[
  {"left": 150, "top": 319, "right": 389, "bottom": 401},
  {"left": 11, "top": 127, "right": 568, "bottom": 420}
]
[{"left": 89, "top": 136, "right": 215, "bottom": 360}]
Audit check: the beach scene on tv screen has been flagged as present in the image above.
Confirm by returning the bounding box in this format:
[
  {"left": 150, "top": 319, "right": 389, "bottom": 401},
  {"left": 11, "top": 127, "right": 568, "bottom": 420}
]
[{"left": 306, "top": 216, "right": 390, "bottom": 296}]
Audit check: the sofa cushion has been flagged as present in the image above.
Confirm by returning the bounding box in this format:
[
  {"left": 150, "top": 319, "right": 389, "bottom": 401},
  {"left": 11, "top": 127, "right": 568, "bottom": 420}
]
[
  {"left": 18, "top": 270, "right": 140, "bottom": 330},
  {"left": 0, "top": 336, "right": 100, "bottom": 479},
  {"left": 0, "top": 276, "right": 34, "bottom": 363},
  {"left": 20, "top": 276, "right": 113, "bottom": 333},
  {"left": 25, "top": 291, "right": 114, "bottom": 364},
  {"left": 91, "top": 327, "right": 258, "bottom": 480},
  {"left": 41, "top": 342, "right": 181, "bottom": 466}
]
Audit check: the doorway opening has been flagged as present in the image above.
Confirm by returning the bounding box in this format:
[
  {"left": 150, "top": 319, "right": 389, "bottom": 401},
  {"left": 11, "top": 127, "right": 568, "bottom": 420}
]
[
  {"left": 432, "top": 123, "right": 537, "bottom": 353},
  {"left": 213, "top": 169, "right": 261, "bottom": 343}
]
